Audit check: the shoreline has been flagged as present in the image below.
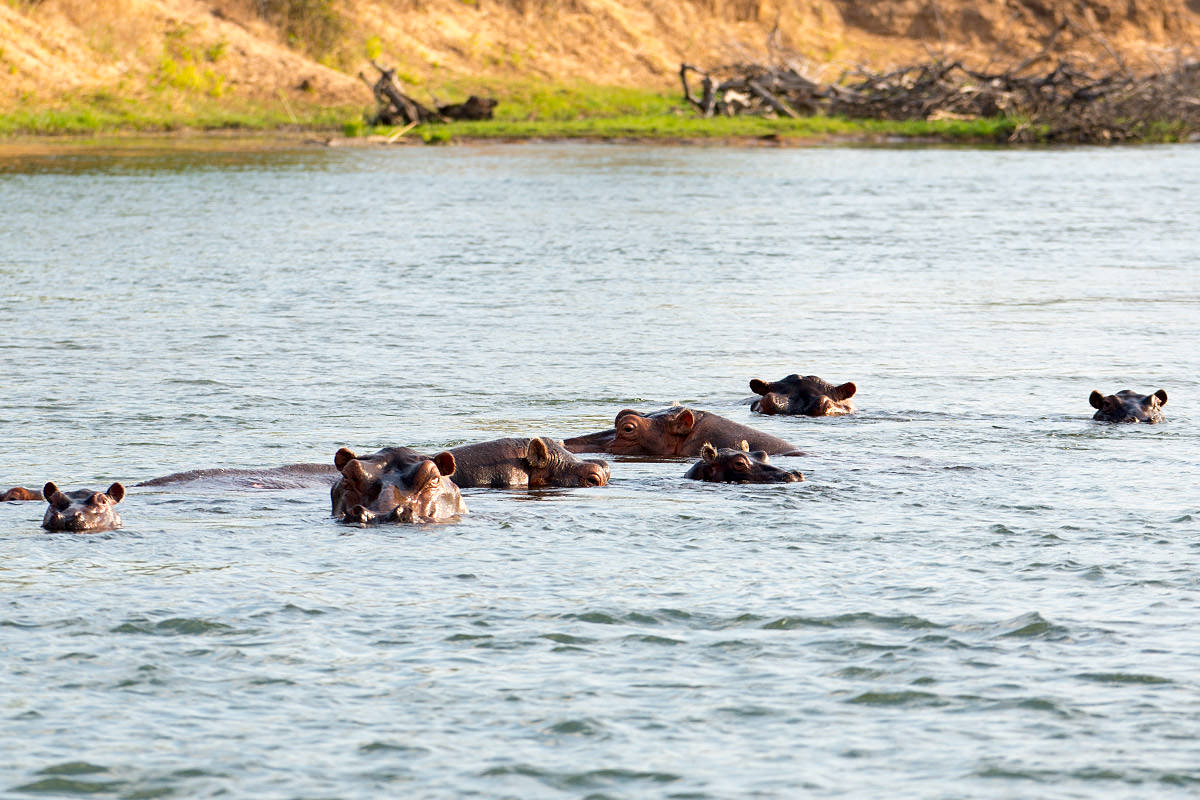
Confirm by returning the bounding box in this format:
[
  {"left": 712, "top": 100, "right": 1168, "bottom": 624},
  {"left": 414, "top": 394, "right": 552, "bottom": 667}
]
[{"left": 1, "top": 123, "right": 1195, "bottom": 156}]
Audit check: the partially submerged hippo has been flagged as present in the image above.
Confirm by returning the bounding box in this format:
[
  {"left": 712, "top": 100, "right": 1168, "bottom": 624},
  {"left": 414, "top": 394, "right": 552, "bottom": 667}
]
[
  {"left": 41, "top": 481, "right": 125, "bottom": 532},
  {"left": 1089, "top": 389, "right": 1168, "bottom": 423},
  {"left": 685, "top": 442, "right": 804, "bottom": 483},
  {"left": 2, "top": 486, "right": 42, "bottom": 502},
  {"left": 750, "top": 374, "right": 857, "bottom": 416},
  {"left": 449, "top": 437, "right": 610, "bottom": 489},
  {"left": 138, "top": 463, "right": 337, "bottom": 489},
  {"left": 563, "top": 406, "right": 801, "bottom": 457},
  {"left": 331, "top": 446, "right": 465, "bottom": 524}
]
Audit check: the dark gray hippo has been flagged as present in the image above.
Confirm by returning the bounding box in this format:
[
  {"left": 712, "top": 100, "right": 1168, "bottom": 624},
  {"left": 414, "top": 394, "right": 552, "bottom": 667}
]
[
  {"left": 684, "top": 442, "right": 804, "bottom": 483},
  {"left": 750, "top": 374, "right": 857, "bottom": 416},
  {"left": 1089, "top": 389, "right": 1168, "bottom": 423},
  {"left": 563, "top": 406, "right": 802, "bottom": 457},
  {"left": 448, "top": 437, "right": 609, "bottom": 489},
  {"left": 41, "top": 482, "right": 125, "bottom": 532},
  {"left": 137, "top": 463, "right": 337, "bottom": 489},
  {"left": 331, "top": 446, "right": 465, "bottom": 525}
]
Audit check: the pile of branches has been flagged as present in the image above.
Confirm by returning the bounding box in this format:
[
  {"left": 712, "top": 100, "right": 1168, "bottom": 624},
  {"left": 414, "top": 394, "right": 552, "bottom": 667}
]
[
  {"left": 680, "top": 58, "right": 1200, "bottom": 142},
  {"left": 360, "top": 62, "right": 498, "bottom": 126}
]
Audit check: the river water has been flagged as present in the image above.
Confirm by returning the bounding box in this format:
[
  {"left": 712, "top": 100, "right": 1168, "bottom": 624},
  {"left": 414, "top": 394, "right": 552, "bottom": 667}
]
[{"left": 1, "top": 140, "right": 1199, "bottom": 799}]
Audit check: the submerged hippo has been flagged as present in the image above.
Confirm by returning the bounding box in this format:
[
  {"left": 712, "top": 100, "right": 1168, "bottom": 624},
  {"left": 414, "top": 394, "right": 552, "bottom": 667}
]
[
  {"left": 41, "top": 481, "right": 125, "bottom": 532},
  {"left": 331, "top": 446, "right": 465, "bottom": 524},
  {"left": 138, "top": 463, "right": 337, "bottom": 489},
  {"left": 2, "top": 486, "right": 42, "bottom": 501},
  {"left": 685, "top": 442, "right": 804, "bottom": 483},
  {"left": 563, "top": 406, "right": 802, "bottom": 457},
  {"left": 750, "top": 374, "right": 857, "bottom": 416},
  {"left": 1089, "top": 389, "right": 1168, "bottom": 423},
  {"left": 449, "top": 437, "right": 610, "bottom": 489}
]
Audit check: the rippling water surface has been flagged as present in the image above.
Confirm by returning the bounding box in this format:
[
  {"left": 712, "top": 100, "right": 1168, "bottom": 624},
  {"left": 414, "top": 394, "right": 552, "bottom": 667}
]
[{"left": 2, "top": 141, "right": 1200, "bottom": 799}]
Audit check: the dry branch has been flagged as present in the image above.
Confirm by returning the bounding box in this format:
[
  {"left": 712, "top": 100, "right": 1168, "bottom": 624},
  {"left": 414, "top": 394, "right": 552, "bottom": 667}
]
[
  {"left": 679, "top": 57, "right": 1200, "bottom": 142},
  {"left": 365, "top": 63, "right": 498, "bottom": 126}
]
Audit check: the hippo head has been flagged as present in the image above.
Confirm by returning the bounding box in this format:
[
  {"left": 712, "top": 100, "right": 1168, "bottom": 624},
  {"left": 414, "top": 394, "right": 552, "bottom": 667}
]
[
  {"left": 2, "top": 486, "right": 43, "bottom": 502},
  {"left": 331, "top": 446, "right": 465, "bottom": 524},
  {"left": 1089, "top": 389, "right": 1168, "bottom": 424},
  {"left": 608, "top": 407, "right": 698, "bottom": 456},
  {"left": 750, "top": 374, "right": 856, "bottom": 416},
  {"left": 41, "top": 482, "right": 125, "bottom": 532},
  {"left": 684, "top": 441, "right": 804, "bottom": 483},
  {"left": 562, "top": 407, "right": 699, "bottom": 456},
  {"left": 525, "top": 438, "right": 610, "bottom": 488}
]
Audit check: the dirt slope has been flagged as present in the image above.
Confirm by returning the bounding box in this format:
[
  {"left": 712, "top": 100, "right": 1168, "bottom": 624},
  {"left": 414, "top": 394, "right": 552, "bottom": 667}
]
[{"left": 2, "top": 0, "right": 1198, "bottom": 112}]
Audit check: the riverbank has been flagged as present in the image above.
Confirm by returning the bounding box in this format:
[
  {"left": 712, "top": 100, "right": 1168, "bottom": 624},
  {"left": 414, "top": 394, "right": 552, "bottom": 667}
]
[
  {"left": 0, "top": 80, "right": 1024, "bottom": 146},
  {"left": 4, "top": 1, "right": 1198, "bottom": 147}
]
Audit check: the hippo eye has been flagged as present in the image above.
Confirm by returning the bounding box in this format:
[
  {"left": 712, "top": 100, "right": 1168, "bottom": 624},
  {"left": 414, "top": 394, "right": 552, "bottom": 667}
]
[
  {"left": 620, "top": 422, "right": 637, "bottom": 434},
  {"left": 732, "top": 459, "right": 750, "bottom": 471}
]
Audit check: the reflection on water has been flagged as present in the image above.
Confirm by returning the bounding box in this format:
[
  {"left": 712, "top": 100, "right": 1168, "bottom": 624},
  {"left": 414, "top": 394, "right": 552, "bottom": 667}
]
[{"left": 2, "top": 141, "right": 1200, "bottom": 799}]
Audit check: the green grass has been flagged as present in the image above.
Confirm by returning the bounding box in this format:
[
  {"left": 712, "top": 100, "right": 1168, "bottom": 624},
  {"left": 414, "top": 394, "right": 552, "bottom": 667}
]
[
  {"left": 0, "top": 91, "right": 363, "bottom": 135},
  {"left": 0, "top": 79, "right": 1090, "bottom": 144}
]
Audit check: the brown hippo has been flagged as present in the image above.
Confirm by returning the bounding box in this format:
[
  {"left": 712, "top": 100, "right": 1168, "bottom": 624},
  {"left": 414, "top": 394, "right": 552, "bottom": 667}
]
[
  {"left": 750, "top": 374, "right": 857, "bottom": 416},
  {"left": 563, "top": 406, "right": 802, "bottom": 457},
  {"left": 2, "top": 486, "right": 42, "bottom": 501},
  {"left": 41, "top": 482, "right": 125, "bottom": 532},
  {"left": 449, "top": 437, "right": 610, "bottom": 489},
  {"left": 331, "top": 446, "right": 465, "bottom": 525},
  {"left": 685, "top": 442, "right": 804, "bottom": 483},
  {"left": 1089, "top": 389, "right": 1168, "bottom": 423}
]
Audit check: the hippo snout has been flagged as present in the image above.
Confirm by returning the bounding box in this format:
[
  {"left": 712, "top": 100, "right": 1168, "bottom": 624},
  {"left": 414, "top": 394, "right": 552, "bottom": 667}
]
[{"left": 753, "top": 393, "right": 788, "bottom": 415}]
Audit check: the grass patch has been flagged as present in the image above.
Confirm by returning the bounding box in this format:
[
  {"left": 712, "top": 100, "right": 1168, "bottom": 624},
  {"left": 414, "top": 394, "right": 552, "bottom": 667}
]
[
  {"left": 0, "top": 77, "right": 1042, "bottom": 143},
  {"left": 0, "top": 93, "right": 362, "bottom": 136}
]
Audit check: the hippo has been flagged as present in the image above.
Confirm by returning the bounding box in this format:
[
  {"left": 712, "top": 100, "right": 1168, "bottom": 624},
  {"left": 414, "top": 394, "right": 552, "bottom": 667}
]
[
  {"left": 1089, "top": 389, "right": 1168, "bottom": 423},
  {"left": 685, "top": 442, "right": 804, "bottom": 483},
  {"left": 41, "top": 481, "right": 125, "bottom": 532},
  {"left": 563, "top": 406, "right": 802, "bottom": 457},
  {"left": 448, "top": 437, "right": 610, "bottom": 489},
  {"left": 2, "top": 486, "right": 42, "bottom": 501},
  {"left": 750, "top": 374, "right": 857, "bottom": 416},
  {"left": 138, "top": 463, "right": 337, "bottom": 489},
  {"left": 331, "top": 446, "right": 465, "bottom": 524}
]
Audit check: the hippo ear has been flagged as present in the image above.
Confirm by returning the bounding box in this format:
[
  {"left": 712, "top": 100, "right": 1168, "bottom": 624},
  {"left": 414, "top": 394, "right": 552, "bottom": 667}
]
[
  {"left": 343, "top": 460, "right": 369, "bottom": 485},
  {"left": 834, "top": 382, "right": 857, "bottom": 401},
  {"left": 106, "top": 483, "right": 125, "bottom": 503},
  {"left": 1153, "top": 389, "right": 1168, "bottom": 406},
  {"left": 526, "top": 437, "right": 551, "bottom": 469},
  {"left": 334, "top": 448, "right": 357, "bottom": 472},
  {"left": 749, "top": 379, "right": 769, "bottom": 396},
  {"left": 739, "top": 440, "right": 749, "bottom": 452},
  {"left": 668, "top": 408, "right": 696, "bottom": 435},
  {"left": 43, "top": 482, "right": 59, "bottom": 502},
  {"left": 1089, "top": 390, "right": 1104, "bottom": 410},
  {"left": 701, "top": 442, "right": 718, "bottom": 462},
  {"left": 433, "top": 451, "right": 457, "bottom": 477}
]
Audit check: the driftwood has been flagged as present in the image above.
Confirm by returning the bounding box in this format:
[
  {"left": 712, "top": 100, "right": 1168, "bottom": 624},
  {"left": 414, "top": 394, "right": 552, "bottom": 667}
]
[
  {"left": 680, "top": 58, "right": 1200, "bottom": 142},
  {"left": 361, "top": 62, "right": 498, "bottom": 126}
]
